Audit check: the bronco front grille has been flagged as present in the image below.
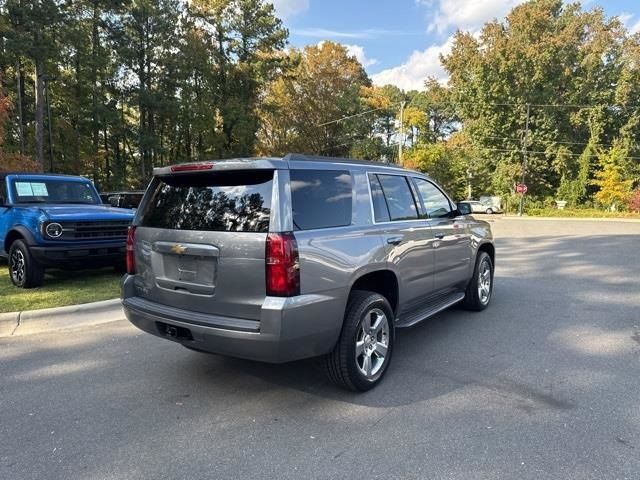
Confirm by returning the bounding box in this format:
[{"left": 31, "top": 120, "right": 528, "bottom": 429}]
[{"left": 57, "top": 220, "right": 131, "bottom": 241}]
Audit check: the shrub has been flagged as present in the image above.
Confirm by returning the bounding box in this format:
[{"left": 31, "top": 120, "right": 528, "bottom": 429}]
[{"left": 628, "top": 188, "right": 640, "bottom": 213}]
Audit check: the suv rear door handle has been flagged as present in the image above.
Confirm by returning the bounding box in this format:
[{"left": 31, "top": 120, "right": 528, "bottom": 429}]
[
  {"left": 434, "top": 232, "right": 445, "bottom": 239},
  {"left": 386, "top": 236, "right": 403, "bottom": 245}
]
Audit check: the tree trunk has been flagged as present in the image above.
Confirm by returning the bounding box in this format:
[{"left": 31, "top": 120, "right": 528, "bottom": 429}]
[
  {"left": 15, "top": 59, "right": 25, "bottom": 154},
  {"left": 103, "top": 126, "right": 110, "bottom": 187},
  {"left": 91, "top": 3, "right": 100, "bottom": 181},
  {"left": 34, "top": 54, "right": 45, "bottom": 171}
]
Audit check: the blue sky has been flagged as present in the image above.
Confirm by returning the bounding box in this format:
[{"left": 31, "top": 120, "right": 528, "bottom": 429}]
[{"left": 271, "top": 0, "right": 640, "bottom": 90}]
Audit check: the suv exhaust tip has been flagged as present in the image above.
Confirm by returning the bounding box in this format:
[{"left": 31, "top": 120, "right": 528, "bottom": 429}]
[{"left": 156, "top": 322, "right": 193, "bottom": 341}]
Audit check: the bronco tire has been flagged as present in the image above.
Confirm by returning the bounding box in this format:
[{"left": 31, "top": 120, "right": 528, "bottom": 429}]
[
  {"left": 8, "top": 239, "right": 45, "bottom": 288},
  {"left": 325, "top": 290, "right": 394, "bottom": 392}
]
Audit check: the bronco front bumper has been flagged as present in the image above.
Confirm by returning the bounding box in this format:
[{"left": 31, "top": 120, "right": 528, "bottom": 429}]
[{"left": 30, "top": 242, "right": 126, "bottom": 268}]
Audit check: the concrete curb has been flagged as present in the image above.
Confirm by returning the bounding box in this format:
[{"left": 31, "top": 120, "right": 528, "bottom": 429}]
[
  {"left": 0, "top": 298, "right": 125, "bottom": 338},
  {"left": 498, "top": 216, "right": 640, "bottom": 223}
]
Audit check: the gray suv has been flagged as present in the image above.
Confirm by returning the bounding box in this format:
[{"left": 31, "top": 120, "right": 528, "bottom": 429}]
[{"left": 122, "top": 154, "right": 495, "bottom": 391}]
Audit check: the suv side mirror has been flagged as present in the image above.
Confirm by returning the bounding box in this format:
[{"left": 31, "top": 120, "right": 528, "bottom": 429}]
[{"left": 457, "top": 202, "right": 472, "bottom": 216}]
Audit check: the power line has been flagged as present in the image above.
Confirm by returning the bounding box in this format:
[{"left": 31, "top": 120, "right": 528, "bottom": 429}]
[
  {"left": 317, "top": 102, "right": 403, "bottom": 127},
  {"left": 317, "top": 100, "right": 640, "bottom": 129},
  {"left": 458, "top": 145, "right": 640, "bottom": 161},
  {"left": 314, "top": 99, "right": 640, "bottom": 162},
  {"left": 483, "top": 135, "right": 617, "bottom": 148},
  {"left": 424, "top": 101, "right": 640, "bottom": 109},
  {"left": 319, "top": 136, "right": 400, "bottom": 154}
]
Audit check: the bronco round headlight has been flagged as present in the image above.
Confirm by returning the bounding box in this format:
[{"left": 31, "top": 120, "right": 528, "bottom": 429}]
[{"left": 45, "top": 222, "right": 63, "bottom": 238}]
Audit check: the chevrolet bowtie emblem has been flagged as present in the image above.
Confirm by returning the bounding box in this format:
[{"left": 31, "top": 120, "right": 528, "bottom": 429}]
[{"left": 171, "top": 244, "right": 187, "bottom": 255}]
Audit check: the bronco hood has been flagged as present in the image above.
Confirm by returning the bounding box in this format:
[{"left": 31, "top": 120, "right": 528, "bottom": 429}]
[{"left": 38, "top": 204, "right": 135, "bottom": 222}]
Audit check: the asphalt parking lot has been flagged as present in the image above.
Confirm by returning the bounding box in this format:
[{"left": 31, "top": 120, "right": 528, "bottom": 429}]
[{"left": 1, "top": 218, "right": 639, "bottom": 480}]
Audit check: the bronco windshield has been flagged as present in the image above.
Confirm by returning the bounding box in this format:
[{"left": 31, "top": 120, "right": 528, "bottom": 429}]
[{"left": 10, "top": 178, "right": 100, "bottom": 204}]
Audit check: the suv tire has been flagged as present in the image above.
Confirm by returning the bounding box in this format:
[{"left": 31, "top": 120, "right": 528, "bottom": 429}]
[
  {"left": 8, "top": 239, "right": 45, "bottom": 288},
  {"left": 485, "top": 208, "right": 493, "bottom": 214},
  {"left": 325, "top": 290, "right": 394, "bottom": 392},
  {"left": 462, "top": 251, "right": 493, "bottom": 311}
]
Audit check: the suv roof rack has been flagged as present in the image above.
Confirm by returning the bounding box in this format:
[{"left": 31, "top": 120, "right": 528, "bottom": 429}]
[
  {"left": 155, "top": 154, "right": 424, "bottom": 176},
  {"left": 284, "top": 153, "right": 395, "bottom": 167}
]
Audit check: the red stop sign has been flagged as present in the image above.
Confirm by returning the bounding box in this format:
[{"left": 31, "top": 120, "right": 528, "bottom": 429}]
[{"left": 516, "top": 183, "right": 528, "bottom": 194}]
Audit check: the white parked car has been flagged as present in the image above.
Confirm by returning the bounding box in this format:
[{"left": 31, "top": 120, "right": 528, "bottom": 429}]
[{"left": 466, "top": 201, "right": 502, "bottom": 214}]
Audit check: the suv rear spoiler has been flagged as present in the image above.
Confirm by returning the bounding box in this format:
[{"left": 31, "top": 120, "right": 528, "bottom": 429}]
[{"left": 153, "top": 157, "right": 287, "bottom": 176}]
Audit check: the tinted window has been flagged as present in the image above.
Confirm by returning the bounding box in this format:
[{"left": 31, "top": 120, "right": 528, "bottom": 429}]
[
  {"left": 140, "top": 171, "right": 273, "bottom": 232},
  {"left": 290, "top": 170, "right": 352, "bottom": 230},
  {"left": 413, "top": 178, "right": 452, "bottom": 218},
  {"left": 368, "top": 174, "right": 390, "bottom": 222},
  {"left": 11, "top": 179, "right": 99, "bottom": 204},
  {"left": 377, "top": 175, "right": 419, "bottom": 221}
]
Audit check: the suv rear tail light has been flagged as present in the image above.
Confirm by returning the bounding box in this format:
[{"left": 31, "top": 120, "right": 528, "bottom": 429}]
[
  {"left": 126, "top": 226, "right": 136, "bottom": 274},
  {"left": 266, "top": 232, "right": 300, "bottom": 297}
]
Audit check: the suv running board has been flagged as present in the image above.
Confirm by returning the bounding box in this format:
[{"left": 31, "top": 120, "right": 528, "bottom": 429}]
[{"left": 395, "top": 292, "right": 466, "bottom": 328}]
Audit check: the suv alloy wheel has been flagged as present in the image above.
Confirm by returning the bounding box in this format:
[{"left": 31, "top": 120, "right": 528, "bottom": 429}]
[{"left": 325, "top": 291, "right": 395, "bottom": 391}]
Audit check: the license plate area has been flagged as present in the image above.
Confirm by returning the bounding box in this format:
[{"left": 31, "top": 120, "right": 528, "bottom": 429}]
[{"left": 152, "top": 242, "right": 219, "bottom": 295}]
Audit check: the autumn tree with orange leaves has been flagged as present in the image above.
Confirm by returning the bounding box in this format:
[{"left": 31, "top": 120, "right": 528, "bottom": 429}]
[{"left": 0, "top": 91, "right": 39, "bottom": 173}]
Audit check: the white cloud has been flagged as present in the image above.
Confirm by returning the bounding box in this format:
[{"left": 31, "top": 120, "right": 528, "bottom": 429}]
[
  {"left": 293, "top": 28, "right": 413, "bottom": 40},
  {"left": 617, "top": 12, "right": 640, "bottom": 34},
  {"left": 420, "top": 0, "right": 526, "bottom": 34},
  {"left": 270, "top": 0, "right": 310, "bottom": 20},
  {"left": 371, "top": 37, "right": 453, "bottom": 91},
  {"left": 344, "top": 44, "right": 378, "bottom": 67},
  {"left": 295, "top": 27, "right": 371, "bottom": 39},
  {"left": 619, "top": 12, "right": 634, "bottom": 26}
]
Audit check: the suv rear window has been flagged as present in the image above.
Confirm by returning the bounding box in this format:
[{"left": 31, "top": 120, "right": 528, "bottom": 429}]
[
  {"left": 140, "top": 171, "right": 273, "bottom": 232},
  {"left": 290, "top": 170, "right": 352, "bottom": 230}
]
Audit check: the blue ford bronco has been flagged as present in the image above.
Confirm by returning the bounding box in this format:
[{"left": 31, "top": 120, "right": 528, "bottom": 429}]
[{"left": 0, "top": 173, "right": 134, "bottom": 288}]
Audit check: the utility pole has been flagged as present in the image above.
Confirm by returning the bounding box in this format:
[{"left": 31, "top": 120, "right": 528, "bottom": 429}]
[
  {"left": 398, "top": 101, "right": 405, "bottom": 166},
  {"left": 518, "top": 103, "right": 530, "bottom": 216}
]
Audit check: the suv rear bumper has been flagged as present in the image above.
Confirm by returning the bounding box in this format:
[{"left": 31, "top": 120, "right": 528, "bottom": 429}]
[
  {"left": 30, "top": 242, "right": 126, "bottom": 268},
  {"left": 121, "top": 275, "right": 345, "bottom": 363}
]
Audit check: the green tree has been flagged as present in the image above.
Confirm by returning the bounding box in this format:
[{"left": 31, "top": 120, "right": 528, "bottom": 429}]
[
  {"left": 2, "top": 0, "right": 64, "bottom": 170},
  {"left": 257, "top": 41, "right": 370, "bottom": 157},
  {"left": 189, "top": 0, "right": 287, "bottom": 159},
  {"left": 441, "top": 0, "right": 630, "bottom": 198},
  {"left": 593, "top": 142, "right": 634, "bottom": 209}
]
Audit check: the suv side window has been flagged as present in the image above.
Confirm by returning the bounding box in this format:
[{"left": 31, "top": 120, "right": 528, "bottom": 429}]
[
  {"left": 290, "top": 169, "right": 352, "bottom": 230},
  {"left": 413, "top": 178, "right": 452, "bottom": 219},
  {"left": 368, "top": 174, "right": 390, "bottom": 222},
  {"left": 376, "top": 174, "right": 419, "bottom": 221}
]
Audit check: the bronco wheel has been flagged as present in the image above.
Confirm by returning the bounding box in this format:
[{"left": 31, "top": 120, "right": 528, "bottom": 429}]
[
  {"left": 325, "top": 290, "right": 394, "bottom": 392},
  {"left": 485, "top": 208, "right": 493, "bottom": 214},
  {"left": 8, "top": 240, "right": 45, "bottom": 288},
  {"left": 462, "top": 251, "right": 493, "bottom": 311}
]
